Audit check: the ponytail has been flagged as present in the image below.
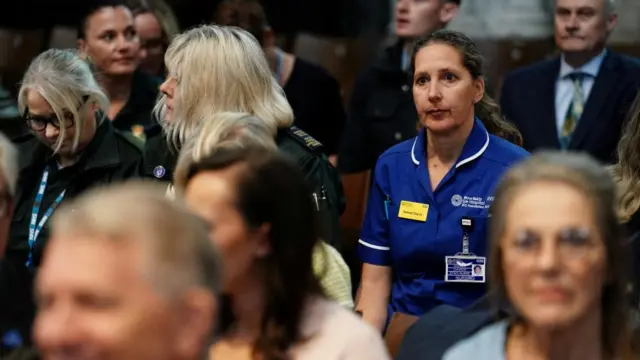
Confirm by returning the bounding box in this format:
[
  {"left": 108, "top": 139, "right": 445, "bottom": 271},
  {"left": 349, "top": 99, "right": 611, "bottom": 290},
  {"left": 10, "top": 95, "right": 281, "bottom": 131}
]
[{"left": 474, "top": 94, "right": 523, "bottom": 146}]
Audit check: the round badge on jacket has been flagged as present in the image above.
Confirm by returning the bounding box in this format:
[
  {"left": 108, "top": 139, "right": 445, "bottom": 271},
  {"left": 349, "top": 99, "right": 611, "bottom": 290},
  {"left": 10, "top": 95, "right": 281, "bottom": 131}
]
[{"left": 153, "top": 166, "right": 166, "bottom": 179}]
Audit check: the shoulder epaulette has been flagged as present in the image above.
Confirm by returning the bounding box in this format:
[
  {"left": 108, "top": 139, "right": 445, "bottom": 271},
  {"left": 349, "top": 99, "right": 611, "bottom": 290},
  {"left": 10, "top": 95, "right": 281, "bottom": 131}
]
[{"left": 286, "top": 126, "right": 324, "bottom": 153}]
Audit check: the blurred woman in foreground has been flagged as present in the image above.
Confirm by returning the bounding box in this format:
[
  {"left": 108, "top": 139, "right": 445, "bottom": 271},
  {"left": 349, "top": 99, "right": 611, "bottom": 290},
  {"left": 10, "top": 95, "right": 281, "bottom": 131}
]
[
  {"left": 173, "top": 112, "right": 388, "bottom": 360},
  {"left": 174, "top": 112, "right": 354, "bottom": 307},
  {"left": 444, "top": 152, "right": 634, "bottom": 360}
]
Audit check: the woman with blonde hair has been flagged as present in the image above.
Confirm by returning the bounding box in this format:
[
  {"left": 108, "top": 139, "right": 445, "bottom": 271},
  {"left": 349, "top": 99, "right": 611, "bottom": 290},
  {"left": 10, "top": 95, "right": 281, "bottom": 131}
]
[
  {"left": 143, "top": 24, "right": 345, "bottom": 249},
  {"left": 444, "top": 151, "right": 634, "bottom": 360},
  {"left": 214, "top": 0, "right": 346, "bottom": 158},
  {"left": 1, "top": 48, "right": 142, "bottom": 352}
]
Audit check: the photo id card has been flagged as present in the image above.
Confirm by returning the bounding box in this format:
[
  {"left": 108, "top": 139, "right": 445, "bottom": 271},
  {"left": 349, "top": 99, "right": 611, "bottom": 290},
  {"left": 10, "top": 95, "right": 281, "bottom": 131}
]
[{"left": 445, "top": 256, "right": 486, "bottom": 283}]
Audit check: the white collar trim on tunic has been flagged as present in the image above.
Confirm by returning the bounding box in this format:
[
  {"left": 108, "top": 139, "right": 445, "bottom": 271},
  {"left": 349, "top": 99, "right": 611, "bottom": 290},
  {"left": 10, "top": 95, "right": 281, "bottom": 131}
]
[{"left": 410, "top": 129, "right": 490, "bottom": 168}]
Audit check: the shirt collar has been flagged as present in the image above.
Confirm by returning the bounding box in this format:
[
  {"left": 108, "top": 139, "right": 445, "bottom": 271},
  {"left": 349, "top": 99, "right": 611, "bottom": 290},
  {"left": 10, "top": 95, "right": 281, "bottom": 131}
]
[
  {"left": 411, "top": 118, "right": 490, "bottom": 168},
  {"left": 559, "top": 49, "right": 607, "bottom": 79}
]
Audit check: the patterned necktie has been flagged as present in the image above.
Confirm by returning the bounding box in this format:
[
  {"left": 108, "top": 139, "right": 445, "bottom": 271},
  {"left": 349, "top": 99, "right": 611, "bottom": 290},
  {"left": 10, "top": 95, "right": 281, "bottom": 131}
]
[{"left": 560, "top": 73, "right": 585, "bottom": 149}]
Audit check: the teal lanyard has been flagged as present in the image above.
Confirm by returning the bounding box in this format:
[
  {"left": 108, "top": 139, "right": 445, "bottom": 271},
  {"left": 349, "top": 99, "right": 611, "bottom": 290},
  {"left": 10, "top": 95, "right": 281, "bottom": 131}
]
[
  {"left": 274, "top": 49, "right": 284, "bottom": 86},
  {"left": 26, "top": 167, "right": 66, "bottom": 268}
]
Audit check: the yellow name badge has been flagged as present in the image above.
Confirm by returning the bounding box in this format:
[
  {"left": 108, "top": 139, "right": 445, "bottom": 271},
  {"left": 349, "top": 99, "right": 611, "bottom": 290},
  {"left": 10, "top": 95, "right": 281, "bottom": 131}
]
[{"left": 398, "top": 201, "right": 429, "bottom": 222}]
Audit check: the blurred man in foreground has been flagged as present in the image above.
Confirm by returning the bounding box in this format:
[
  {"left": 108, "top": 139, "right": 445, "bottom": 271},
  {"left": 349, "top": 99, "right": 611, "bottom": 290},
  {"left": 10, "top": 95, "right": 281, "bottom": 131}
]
[{"left": 33, "top": 182, "right": 221, "bottom": 360}]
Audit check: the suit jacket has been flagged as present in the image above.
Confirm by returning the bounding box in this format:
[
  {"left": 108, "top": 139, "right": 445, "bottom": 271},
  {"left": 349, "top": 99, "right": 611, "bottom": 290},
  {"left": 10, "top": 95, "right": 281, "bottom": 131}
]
[{"left": 500, "top": 51, "right": 640, "bottom": 164}]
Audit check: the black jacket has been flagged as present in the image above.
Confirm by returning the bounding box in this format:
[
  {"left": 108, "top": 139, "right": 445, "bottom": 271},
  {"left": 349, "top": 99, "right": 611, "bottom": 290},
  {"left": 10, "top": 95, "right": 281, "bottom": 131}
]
[
  {"left": 141, "top": 125, "right": 346, "bottom": 248},
  {"left": 0, "top": 119, "right": 143, "bottom": 352},
  {"left": 110, "top": 70, "right": 161, "bottom": 140},
  {"left": 338, "top": 41, "right": 418, "bottom": 173}
]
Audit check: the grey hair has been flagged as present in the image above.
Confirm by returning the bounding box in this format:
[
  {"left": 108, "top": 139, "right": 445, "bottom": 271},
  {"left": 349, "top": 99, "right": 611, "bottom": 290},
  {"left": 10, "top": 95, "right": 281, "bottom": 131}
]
[
  {"left": 556, "top": 0, "right": 616, "bottom": 14},
  {"left": 173, "top": 111, "right": 278, "bottom": 191},
  {"left": 154, "top": 24, "right": 293, "bottom": 149},
  {"left": 17, "top": 49, "right": 109, "bottom": 153},
  {"left": 50, "top": 181, "right": 222, "bottom": 298},
  {"left": 488, "top": 151, "right": 630, "bottom": 359},
  {"left": 0, "top": 132, "right": 18, "bottom": 197}
]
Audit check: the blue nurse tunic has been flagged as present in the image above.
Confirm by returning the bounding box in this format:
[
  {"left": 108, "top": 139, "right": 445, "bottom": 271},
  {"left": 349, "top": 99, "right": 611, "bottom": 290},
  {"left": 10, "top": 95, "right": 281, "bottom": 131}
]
[{"left": 358, "top": 118, "right": 529, "bottom": 318}]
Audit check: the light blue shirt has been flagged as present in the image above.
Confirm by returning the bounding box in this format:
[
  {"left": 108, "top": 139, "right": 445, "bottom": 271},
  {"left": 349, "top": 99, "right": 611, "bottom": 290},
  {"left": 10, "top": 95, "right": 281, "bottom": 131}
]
[
  {"left": 442, "top": 320, "right": 509, "bottom": 360},
  {"left": 555, "top": 50, "right": 607, "bottom": 135}
]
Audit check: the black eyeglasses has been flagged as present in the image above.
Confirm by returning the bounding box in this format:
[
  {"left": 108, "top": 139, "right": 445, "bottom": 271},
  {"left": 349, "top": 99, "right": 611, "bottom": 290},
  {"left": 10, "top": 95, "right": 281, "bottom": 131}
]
[{"left": 23, "top": 95, "right": 89, "bottom": 131}]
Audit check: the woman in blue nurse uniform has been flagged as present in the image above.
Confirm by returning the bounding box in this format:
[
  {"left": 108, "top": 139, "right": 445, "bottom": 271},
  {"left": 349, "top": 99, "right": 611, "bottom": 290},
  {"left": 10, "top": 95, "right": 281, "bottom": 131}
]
[{"left": 355, "top": 29, "right": 529, "bottom": 333}]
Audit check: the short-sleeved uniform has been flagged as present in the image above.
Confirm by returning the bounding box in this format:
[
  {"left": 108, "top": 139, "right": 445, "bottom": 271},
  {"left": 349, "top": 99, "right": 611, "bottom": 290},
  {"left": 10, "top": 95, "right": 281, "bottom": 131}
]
[{"left": 358, "top": 118, "right": 529, "bottom": 318}]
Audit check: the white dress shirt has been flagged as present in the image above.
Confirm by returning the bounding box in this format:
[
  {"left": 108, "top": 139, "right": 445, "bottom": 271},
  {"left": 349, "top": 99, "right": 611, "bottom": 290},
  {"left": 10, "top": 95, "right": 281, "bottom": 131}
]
[{"left": 554, "top": 50, "right": 607, "bottom": 135}]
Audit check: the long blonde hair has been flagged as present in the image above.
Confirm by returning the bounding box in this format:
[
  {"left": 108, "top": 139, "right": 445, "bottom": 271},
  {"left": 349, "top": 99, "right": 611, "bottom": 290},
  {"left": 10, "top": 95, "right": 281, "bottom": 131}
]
[
  {"left": 611, "top": 92, "right": 640, "bottom": 223},
  {"left": 154, "top": 25, "right": 293, "bottom": 149},
  {"left": 18, "top": 49, "right": 109, "bottom": 153}
]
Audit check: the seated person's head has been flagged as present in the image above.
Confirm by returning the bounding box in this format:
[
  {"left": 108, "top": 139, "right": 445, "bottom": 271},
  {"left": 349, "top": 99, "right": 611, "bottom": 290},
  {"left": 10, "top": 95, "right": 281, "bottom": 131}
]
[
  {"left": 77, "top": 0, "right": 141, "bottom": 77},
  {"left": 489, "top": 151, "right": 630, "bottom": 358},
  {"left": 133, "top": 6, "right": 167, "bottom": 76},
  {"left": 156, "top": 25, "right": 293, "bottom": 146},
  {"left": 34, "top": 182, "right": 221, "bottom": 360},
  {"left": 394, "top": 0, "right": 459, "bottom": 40},
  {"left": 214, "top": 0, "right": 273, "bottom": 48},
  {"left": 18, "top": 49, "right": 110, "bottom": 160}
]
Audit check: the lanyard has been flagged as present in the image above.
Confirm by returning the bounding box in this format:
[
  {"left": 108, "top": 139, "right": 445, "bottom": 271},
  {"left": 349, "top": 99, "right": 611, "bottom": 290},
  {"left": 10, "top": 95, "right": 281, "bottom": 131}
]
[
  {"left": 274, "top": 49, "right": 284, "bottom": 86},
  {"left": 401, "top": 48, "right": 410, "bottom": 72},
  {"left": 460, "top": 217, "right": 473, "bottom": 256},
  {"left": 26, "top": 167, "right": 66, "bottom": 268}
]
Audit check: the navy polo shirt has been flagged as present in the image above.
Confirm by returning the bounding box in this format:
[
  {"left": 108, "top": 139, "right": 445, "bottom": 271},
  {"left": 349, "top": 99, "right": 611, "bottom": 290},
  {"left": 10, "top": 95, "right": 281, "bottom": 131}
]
[{"left": 358, "top": 118, "right": 529, "bottom": 317}]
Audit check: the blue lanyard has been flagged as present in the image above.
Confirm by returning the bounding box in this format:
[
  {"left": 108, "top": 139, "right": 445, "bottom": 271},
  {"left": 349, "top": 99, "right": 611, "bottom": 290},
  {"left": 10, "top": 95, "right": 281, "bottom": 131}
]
[
  {"left": 26, "top": 167, "right": 66, "bottom": 268},
  {"left": 401, "top": 48, "right": 410, "bottom": 72},
  {"left": 274, "top": 49, "right": 284, "bottom": 86}
]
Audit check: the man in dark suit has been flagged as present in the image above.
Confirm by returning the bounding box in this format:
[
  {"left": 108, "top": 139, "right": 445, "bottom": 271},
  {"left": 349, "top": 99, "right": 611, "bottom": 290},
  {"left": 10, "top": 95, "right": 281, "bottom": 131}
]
[{"left": 500, "top": 0, "right": 640, "bottom": 165}]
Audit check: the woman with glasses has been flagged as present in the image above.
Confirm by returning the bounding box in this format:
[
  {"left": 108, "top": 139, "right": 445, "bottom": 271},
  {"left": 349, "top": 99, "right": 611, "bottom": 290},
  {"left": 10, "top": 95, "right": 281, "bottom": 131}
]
[
  {"left": 444, "top": 152, "right": 635, "bottom": 360},
  {"left": 0, "top": 48, "right": 142, "bottom": 352}
]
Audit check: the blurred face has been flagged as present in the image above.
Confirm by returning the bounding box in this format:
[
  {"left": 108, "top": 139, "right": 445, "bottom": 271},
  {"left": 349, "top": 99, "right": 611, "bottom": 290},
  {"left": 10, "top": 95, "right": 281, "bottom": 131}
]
[
  {"left": 79, "top": 6, "right": 140, "bottom": 76},
  {"left": 185, "top": 168, "right": 269, "bottom": 293},
  {"left": 412, "top": 43, "right": 484, "bottom": 136},
  {"left": 395, "top": 0, "right": 458, "bottom": 39},
  {"left": 501, "top": 181, "right": 607, "bottom": 330},
  {"left": 135, "top": 12, "right": 165, "bottom": 76},
  {"left": 554, "top": 0, "right": 616, "bottom": 54},
  {"left": 0, "top": 179, "right": 12, "bottom": 258},
  {"left": 158, "top": 76, "right": 177, "bottom": 122},
  {"left": 24, "top": 90, "right": 96, "bottom": 157},
  {"left": 34, "top": 235, "right": 188, "bottom": 360}
]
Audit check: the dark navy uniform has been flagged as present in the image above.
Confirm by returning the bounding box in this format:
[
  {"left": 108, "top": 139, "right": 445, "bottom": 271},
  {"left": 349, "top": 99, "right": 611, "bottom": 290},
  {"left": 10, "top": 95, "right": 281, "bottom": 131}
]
[
  {"left": 359, "top": 119, "right": 529, "bottom": 319},
  {"left": 0, "top": 118, "right": 143, "bottom": 352},
  {"left": 338, "top": 41, "right": 418, "bottom": 173}
]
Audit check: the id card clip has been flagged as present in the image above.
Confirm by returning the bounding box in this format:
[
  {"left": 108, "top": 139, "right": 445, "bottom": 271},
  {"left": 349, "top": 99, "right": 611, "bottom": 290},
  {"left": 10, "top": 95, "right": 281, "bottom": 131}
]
[{"left": 458, "top": 216, "right": 474, "bottom": 256}]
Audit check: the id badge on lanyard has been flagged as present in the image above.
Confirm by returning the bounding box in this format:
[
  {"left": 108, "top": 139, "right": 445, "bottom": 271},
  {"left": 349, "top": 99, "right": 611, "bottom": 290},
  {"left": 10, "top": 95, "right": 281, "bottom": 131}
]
[
  {"left": 26, "top": 167, "right": 66, "bottom": 269},
  {"left": 445, "top": 216, "right": 486, "bottom": 283}
]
